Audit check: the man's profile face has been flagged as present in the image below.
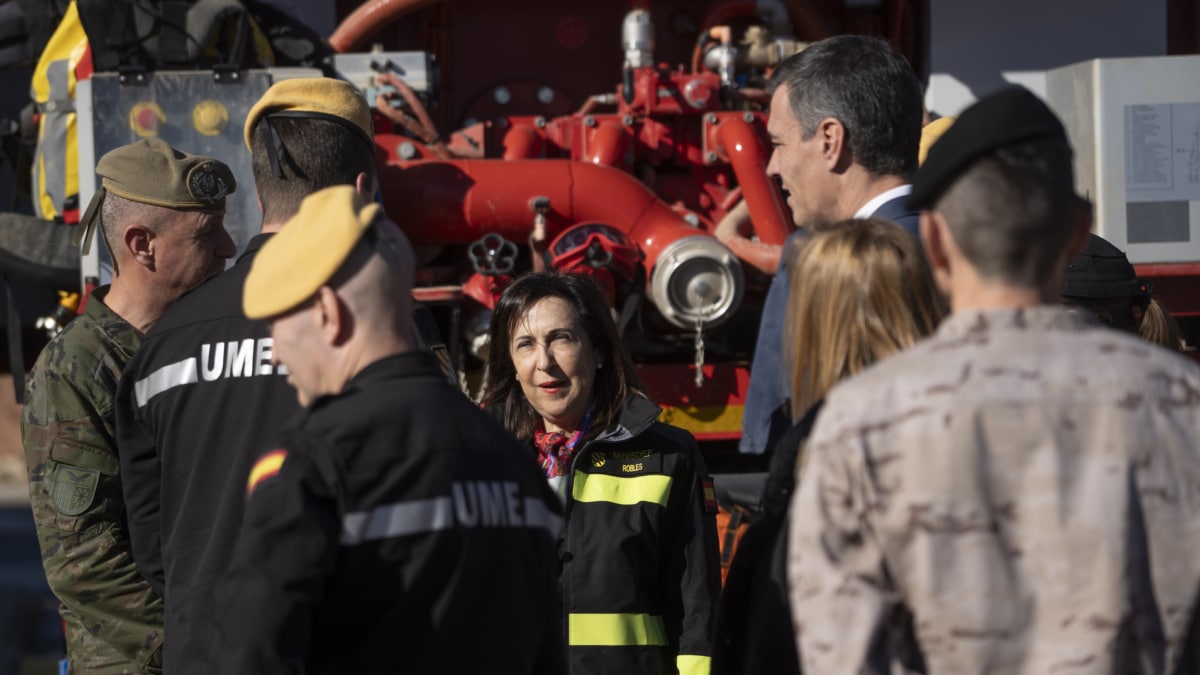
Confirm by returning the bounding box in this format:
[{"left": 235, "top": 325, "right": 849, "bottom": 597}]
[
  {"left": 154, "top": 209, "right": 237, "bottom": 296},
  {"left": 269, "top": 301, "right": 327, "bottom": 407},
  {"left": 766, "top": 83, "right": 827, "bottom": 227}
]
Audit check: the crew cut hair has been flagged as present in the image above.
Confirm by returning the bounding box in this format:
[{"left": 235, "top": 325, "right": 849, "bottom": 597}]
[
  {"left": 481, "top": 272, "right": 646, "bottom": 447},
  {"left": 767, "top": 34, "right": 923, "bottom": 178},
  {"left": 250, "top": 116, "right": 377, "bottom": 224},
  {"left": 100, "top": 192, "right": 176, "bottom": 273},
  {"left": 934, "top": 139, "right": 1078, "bottom": 289}
]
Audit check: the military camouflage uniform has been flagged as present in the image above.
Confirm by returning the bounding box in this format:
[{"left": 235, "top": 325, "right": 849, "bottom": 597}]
[
  {"left": 23, "top": 287, "right": 164, "bottom": 674},
  {"left": 788, "top": 307, "right": 1200, "bottom": 674}
]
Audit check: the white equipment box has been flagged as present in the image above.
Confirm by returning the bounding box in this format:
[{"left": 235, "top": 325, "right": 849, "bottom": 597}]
[{"left": 1046, "top": 55, "right": 1200, "bottom": 264}]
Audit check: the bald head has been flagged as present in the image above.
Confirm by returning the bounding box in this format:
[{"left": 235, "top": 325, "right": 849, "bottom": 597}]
[{"left": 330, "top": 217, "right": 417, "bottom": 344}]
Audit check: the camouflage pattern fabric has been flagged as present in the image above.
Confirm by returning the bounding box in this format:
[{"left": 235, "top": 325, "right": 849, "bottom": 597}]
[
  {"left": 22, "top": 288, "right": 164, "bottom": 674},
  {"left": 788, "top": 307, "right": 1200, "bottom": 674}
]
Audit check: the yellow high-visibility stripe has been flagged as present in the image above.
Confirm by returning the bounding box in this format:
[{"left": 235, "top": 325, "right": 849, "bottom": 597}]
[
  {"left": 568, "top": 613, "right": 667, "bottom": 646},
  {"left": 677, "top": 654, "right": 712, "bottom": 675},
  {"left": 571, "top": 471, "right": 672, "bottom": 507}
]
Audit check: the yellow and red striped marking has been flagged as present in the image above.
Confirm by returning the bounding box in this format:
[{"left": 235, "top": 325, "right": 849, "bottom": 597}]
[
  {"left": 637, "top": 363, "right": 750, "bottom": 442},
  {"left": 246, "top": 449, "right": 288, "bottom": 495},
  {"left": 702, "top": 477, "right": 718, "bottom": 513}
]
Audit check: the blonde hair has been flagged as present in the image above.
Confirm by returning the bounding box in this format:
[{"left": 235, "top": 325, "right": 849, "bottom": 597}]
[
  {"left": 785, "top": 218, "right": 946, "bottom": 417},
  {"left": 1139, "top": 298, "right": 1185, "bottom": 352}
]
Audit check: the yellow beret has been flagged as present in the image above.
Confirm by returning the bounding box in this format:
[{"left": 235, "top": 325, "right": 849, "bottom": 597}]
[
  {"left": 243, "top": 77, "right": 374, "bottom": 151},
  {"left": 243, "top": 185, "right": 382, "bottom": 320},
  {"left": 919, "top": 116, "right": 956, "bottom": 166}
]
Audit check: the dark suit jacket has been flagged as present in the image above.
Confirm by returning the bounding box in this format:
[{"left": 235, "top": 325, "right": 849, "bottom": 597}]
[{"left": 738, "top": 193, "right": 919, "bottom": 455}]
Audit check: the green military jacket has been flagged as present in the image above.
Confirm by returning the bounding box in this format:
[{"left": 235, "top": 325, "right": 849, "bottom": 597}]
[{"left": 23, "top": 288, "right": 164, "bottom": 674}]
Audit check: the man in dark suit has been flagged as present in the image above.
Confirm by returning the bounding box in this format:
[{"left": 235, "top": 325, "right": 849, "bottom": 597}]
[{"left": 741, "top": 34, "right": 924, "bottom": 455}]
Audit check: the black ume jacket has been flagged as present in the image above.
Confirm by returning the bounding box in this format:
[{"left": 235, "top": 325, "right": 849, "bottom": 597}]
[{"left": 217, "top": 353, "right": 564, "bottom": 674}]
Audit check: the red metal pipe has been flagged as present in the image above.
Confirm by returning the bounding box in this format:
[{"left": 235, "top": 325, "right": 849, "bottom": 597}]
[
  {"left": 587, "top": 121, "right": 629, "bottom": 167},
  {"left": 715, "top": 117, "right": 792, "bottom": 246},
  {"left": 376, "top": 146, "right": 703, "bottom": 272},
  {"left": 330, "top": 0, "right": 444, "bottom": 53},
  {"left": 502, "top": 124, "right": 543, "bottom": 160}
]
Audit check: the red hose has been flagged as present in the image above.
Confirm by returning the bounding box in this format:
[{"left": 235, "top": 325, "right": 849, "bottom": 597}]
[{"left": 329, "top": 0, "right": 445, "bottom": 53}]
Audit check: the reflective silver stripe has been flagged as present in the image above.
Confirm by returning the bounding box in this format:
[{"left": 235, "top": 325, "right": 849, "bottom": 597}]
[
  {"left": 523, "top": 496, "right": 563, "bottom": 537},
  {"left": 340, "top": 493, "right": 562, "bottom": 546},
  {"left": 134, "top": 357, "right": 198, "bottom": 407},
  {"left": 341, "top": 497, "right": 455, "bottom": 546}
]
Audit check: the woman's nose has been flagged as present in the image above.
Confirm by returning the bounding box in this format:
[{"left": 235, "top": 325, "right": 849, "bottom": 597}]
[{"left": 534, "top": 343, "right": 554, "bottom": 370}]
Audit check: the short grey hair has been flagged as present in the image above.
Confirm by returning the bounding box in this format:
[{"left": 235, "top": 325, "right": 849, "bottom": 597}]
[{"left": 767, "top": 34, "right": 922, "bottom": 178}]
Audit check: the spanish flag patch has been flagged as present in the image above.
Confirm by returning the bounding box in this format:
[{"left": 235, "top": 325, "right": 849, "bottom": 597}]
[
  {"left": 703, "top": 476, "right": 718, "bottom": 514},
  {"left": 246, "top": 449, "right": 288, "bottom": 495}
]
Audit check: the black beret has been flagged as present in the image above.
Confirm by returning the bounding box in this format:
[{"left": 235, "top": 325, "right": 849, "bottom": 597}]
[
  {"left": 1062, "top": 233, "right": 1145, "bottom": 298},
  {"left": 908, "top": 87, "right": 1070, "bottom": 210}
]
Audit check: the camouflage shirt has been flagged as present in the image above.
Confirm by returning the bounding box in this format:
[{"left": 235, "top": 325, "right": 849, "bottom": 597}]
[
  {"left": 23, "top": 288, "right": 164, "bottom": 674},
  {"left": 788, "top": 306, "right": 1200, "bottom": 674}
]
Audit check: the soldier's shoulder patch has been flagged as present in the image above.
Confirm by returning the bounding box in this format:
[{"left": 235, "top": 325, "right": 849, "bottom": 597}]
[
  {"left": 51, "top": 465, "right": 99, "bottom": 516},
  {"left": 246, "top": 449, "right": 288, "bottom": 495}
]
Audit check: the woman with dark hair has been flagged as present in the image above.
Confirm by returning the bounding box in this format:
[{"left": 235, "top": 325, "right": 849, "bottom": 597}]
[{"left": 482, "top": 271, "right": 720, "bottom": 675}]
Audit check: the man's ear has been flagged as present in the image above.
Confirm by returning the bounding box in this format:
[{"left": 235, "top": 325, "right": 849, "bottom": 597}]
[
  {"left": 354, "top": 171, "right": 377, "bottom": 199},
  {"left": 124, "top": 225, "right": 155, "bottom": 269},
  {"left": 920, "top": 211, "right": 953, "bottom": 295},
  {"left": 314, "top": 285, "right": 352, "bottom": 346},
  {"left": 818, "top": 117, "right": 848, "bottom": 171}
]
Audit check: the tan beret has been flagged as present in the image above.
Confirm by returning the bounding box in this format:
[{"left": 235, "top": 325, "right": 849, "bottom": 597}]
[
  {"left": 100, "top": 138, "right": 236, "bottom": 208},
  {"left": 76, "top": 139, "right": 236, "bottom": 251},
  {"left": 243, "top": 185, "right": 382, "bottom": 320},
  {"left": 243, "top": 77, "right": 374, "bottom": 150}
]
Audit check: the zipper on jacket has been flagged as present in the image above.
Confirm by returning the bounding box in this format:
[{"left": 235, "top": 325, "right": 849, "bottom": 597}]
[{"left": 562, "top": 445, "right": 581, "bottom": 672}]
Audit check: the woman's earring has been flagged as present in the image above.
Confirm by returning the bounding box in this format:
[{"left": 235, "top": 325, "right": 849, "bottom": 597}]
[{"left": 597, "top": 360, "right": 605, "bottom": 370}]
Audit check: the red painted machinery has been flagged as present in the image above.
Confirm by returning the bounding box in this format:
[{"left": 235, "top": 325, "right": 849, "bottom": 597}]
[{"left": 332, "top": 1, "right": 811, "bottom": 442}]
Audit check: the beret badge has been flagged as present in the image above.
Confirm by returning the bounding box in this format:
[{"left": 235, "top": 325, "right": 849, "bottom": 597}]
[{"left": 187, "top": 162, "right": 229, "bottom": 205}]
